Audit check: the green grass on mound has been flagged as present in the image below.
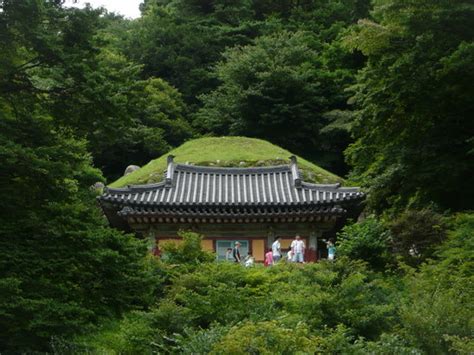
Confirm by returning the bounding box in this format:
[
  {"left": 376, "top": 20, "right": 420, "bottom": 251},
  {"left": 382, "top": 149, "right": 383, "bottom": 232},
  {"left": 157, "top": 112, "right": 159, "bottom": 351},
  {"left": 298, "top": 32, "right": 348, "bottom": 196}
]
[{"left": 109, "top": 137, "right": 343, "bottom": 187}]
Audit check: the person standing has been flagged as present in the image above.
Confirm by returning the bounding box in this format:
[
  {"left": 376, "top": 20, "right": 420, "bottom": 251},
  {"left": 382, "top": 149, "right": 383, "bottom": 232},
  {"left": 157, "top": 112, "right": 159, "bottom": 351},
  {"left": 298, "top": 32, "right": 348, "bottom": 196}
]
[
  {"left": 327, "top": 239, "right": 336, "bottom": 261},
  {"left": 225, "top": 247, "right": 233, "bottom": 262},
  {"left": 291, "top": 235, "right": 305, "bottom": 263},
  {"left": 264, "top": 249, "right": 274, "bottom": 267},
  {"left": 233, "top": 241, "right": 241, "bottom": 263},
  {"left": 271, "top": 237, "right": 282, "bottom": 262}
]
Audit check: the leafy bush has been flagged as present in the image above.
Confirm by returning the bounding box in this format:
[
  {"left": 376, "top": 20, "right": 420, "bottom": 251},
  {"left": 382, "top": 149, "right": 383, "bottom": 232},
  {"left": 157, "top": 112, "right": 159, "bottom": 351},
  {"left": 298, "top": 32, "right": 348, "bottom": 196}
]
[
  {"left": 272, "top": 259, "right": 397, "bottom": 339},
  {"left": 211, "top": 321, "right": 318, "bottom": 354},
  {"left": 77, "top": 215, "right": 474, "bottom": 354},
  {"left": 360, "top": 333, "right": 421, "bottom": 355},
  {"left": 389, "top": 208, "right": 447, "bottom": 266},
  {"left": 399, "top": 213, "right": 474, "bottom": 353},
  {"left": 166, "top": 263, "right": 275, "bottom": 327},
  {"left": 160, "top": 230, "right": 215, "bottom": 267},
  {"left": 152, "top": 259, "right": 396, "bottom": 339},
  {"left": 107, "top": 311, "right": 161, "bottom": 354},
  {"left": 171, "top": 324, "right": 230, "bottom": 354},
  {"left": 337, "top": 216, "right": 392, "bottom": 270}
]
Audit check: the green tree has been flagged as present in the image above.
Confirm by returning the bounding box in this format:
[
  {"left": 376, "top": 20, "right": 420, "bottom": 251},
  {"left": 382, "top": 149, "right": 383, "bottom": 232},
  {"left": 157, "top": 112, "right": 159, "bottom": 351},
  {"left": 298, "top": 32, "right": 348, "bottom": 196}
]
[
  {"left": 125, "top": 0, "right": 371, "bottom": 174},
  {"left": 195, "top": 31, "right": 355, "bottom": 172},
  {"left": 0, "top": 108, "right": 159, "bottom": 351},
  {"left": 345, "top": 0, "right": 474, "bottom": 212},
  {"left": 128, "top": 0, "right": 262, "bottom": 107},
  {"left": 399, "top": 213, "right": 474, "bottom": 353},
  {"left": 0, "top": 0, "right": 192, "bottom": 180},
  {"left": 337, "top": 216, "right": 392, "bottom": 271},
  {"left": 389, "top": 209, "right": 447, "bottom": 266},
  {"left": 0, "top": 2, "right": 167, "bottom": 346}
]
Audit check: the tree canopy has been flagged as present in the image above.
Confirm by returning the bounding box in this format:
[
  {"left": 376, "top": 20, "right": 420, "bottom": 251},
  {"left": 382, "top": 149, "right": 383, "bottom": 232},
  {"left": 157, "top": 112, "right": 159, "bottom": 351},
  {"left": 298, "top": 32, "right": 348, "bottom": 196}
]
[
  {"left": 345, "top": 0, "right": 474, "bottom": 212},
  {"left": 1, "top": 0, "right": 473, "bottom": 352}
]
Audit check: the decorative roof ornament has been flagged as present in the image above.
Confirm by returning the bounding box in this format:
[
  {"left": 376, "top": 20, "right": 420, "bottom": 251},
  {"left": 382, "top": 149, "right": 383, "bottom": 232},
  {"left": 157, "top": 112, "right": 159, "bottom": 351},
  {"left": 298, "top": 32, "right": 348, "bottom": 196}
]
[
  {"left": 165, "top": 155, "right": 175, "bottom": 187},
  {"left": 289, "top": 155, "right": 302, "bottom": 188}
]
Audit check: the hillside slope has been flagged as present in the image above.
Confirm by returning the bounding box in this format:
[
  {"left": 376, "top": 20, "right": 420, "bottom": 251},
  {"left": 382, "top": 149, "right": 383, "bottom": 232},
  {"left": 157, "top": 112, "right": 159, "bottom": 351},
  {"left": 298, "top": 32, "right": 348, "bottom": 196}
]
[{"left": 109, "top": 137, "right": 343, "bottom": 187}]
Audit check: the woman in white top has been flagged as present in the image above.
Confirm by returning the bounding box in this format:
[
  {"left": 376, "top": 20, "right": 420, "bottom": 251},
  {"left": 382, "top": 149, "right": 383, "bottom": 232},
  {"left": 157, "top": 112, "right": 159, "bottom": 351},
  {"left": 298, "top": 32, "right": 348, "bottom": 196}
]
[{"left": 272, "top": 237, "right": 282, "bottom": 262}]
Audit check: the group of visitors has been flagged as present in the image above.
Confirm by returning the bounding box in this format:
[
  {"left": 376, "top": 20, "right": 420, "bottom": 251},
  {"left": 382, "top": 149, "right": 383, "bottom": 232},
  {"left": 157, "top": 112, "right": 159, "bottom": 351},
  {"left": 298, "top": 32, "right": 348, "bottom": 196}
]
[
  {"left": 226, "top": 242, "right": 257, "bottom": 267},
  {"left": 266, "top": 235, "right": 306, "bottom": 265},
  {"left": 228, "top": 236, "right": 336, "bottom": 266}
]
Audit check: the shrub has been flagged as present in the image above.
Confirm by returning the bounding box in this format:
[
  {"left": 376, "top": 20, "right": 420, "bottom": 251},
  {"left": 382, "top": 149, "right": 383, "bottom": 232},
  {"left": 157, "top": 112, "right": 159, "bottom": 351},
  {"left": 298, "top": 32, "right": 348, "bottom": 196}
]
[
  {"left": 337, "top": 216, "right": 393, "bottom": 271},
  {"left": 210, "top": 321, "right": 318, "bottom": 354},
  {"left": 362, "top": 333, "right": 421, "bottom": 354},
  {"left": 389, "top": 208, "right": 447, "bottom": 266},
  {"left": 171, "top": 324, "right": 230, "bottom": 354},
  {"left": 160, "top": 230, "right": 215, "bottom": 266},
  {"left": 272, "top": 259, "right": 398, "bottom": 339},
  {"left": 399, "top": 213, "right": 474, "bottom": 353},
  {"left": 161, "top": 259, "right": 397, "bottom": 340},
  {"left": 167, "top": 263, "right": 275, "bottom": 328},
  {"left": 73, "top": 312, "right": 163, "bottom": 355},
  {"left": 76, "top": 219, "right": 473, "bottom": 355}
]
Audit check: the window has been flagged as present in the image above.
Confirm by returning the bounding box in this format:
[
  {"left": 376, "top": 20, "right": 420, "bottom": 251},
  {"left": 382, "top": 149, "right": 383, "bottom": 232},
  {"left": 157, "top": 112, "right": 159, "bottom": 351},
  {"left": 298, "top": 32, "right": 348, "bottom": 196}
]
[{"left": 216, "top": 240, "right": 249, "bottom": 261}]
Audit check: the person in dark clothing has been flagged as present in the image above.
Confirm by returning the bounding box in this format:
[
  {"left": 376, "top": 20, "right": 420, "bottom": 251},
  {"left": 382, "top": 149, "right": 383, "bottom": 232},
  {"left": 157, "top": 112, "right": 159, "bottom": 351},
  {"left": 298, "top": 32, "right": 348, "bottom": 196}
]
[{"left": 233, "top": 241, "right": 241, "bottom": 263}]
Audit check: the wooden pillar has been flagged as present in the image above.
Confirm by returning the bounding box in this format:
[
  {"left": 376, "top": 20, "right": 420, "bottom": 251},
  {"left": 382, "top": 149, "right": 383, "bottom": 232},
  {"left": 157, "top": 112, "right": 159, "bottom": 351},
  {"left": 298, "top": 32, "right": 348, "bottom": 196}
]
[
  {"left": 267, "top": 226, "right": 275, "bottom": 249},
  {"left": 309, "top": 231, "right": 317, "bottom": 249},
  {"left": 316, "top": 230, "right": 324, "bottom": 260},
  {"left": 308, "top": 229, "right": 322, "bottom": 262}
]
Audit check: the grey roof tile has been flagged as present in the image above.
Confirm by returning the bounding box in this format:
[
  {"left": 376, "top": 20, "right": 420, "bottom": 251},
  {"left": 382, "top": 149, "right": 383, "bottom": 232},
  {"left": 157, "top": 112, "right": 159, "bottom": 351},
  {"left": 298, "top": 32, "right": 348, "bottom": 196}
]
[{"left": 101, "top": 160, "right": 364, "bottom": 207}]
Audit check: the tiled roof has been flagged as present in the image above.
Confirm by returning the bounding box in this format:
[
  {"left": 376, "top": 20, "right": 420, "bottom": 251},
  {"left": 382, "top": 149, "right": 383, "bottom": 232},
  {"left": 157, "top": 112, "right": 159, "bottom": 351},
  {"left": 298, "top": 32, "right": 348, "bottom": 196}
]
[
  {"left": 118, "top": 204, "right": 346, "bottom": 217},
  {"left": 100, "top": 156, "right": 363, "bottom": 207}
]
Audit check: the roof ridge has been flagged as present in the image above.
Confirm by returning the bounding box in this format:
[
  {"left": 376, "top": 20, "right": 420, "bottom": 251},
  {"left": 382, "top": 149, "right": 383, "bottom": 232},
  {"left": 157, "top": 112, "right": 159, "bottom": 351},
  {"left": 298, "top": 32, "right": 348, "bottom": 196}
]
[
  {"left": 106, "top": 181, "right": 166, "bottom": 194},
  {"left": 301, "top": 181, "right": 360, "bottom": 191},
  {"left": 174, "top": 163, "right": 291, "bottom": 174}
]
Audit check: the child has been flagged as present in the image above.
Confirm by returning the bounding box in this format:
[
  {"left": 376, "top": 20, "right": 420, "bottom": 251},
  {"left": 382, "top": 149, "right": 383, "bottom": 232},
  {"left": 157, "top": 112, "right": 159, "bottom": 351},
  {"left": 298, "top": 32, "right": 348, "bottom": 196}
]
[
  {"left": 287, "top": 249, "right": 293, "bottom": 262},
  {"left": 264, "top": 250, "right": 274, "bottom": 266},
  {"left": 244, "top": 254, "right": 255, "bottom": 267},
  {"left": 225, "top": 247, "right": 233, "bottom": 262}
]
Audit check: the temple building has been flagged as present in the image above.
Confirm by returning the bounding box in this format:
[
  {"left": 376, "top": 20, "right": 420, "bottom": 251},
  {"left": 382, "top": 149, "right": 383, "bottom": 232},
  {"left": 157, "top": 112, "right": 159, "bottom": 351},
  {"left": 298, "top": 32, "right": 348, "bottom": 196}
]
[{"left": 99, "top": 156, "right": 364, "bottom": 262}]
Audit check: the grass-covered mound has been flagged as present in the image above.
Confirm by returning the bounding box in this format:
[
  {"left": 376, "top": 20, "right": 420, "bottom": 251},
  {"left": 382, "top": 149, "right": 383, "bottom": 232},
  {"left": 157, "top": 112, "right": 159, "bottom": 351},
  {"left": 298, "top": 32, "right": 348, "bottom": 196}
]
[{"left": 110, "top": 136, "right": 342, "bottom": 188}]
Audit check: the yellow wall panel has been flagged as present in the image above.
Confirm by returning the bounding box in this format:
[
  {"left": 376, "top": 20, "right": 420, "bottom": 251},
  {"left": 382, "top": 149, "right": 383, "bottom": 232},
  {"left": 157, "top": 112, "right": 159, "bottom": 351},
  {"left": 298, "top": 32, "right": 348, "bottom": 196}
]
[
  {"left": 157, "top": 238, "right": 182, "bottom": 246},
  {"left": 252, "top": 239, "right": 265, "bottom": 261},
  {"left": 201, "top": 239, "right": 214, "bottom": 252},
  {"left": 280, "top": 238, "right": 308, "bottom": 250}
]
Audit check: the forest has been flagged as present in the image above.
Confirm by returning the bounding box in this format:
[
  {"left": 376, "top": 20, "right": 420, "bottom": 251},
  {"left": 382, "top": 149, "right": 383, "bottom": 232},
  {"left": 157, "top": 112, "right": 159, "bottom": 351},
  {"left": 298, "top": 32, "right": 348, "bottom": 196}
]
[{"left": 0, "top": 0, "right": 473, "bottom": 353}]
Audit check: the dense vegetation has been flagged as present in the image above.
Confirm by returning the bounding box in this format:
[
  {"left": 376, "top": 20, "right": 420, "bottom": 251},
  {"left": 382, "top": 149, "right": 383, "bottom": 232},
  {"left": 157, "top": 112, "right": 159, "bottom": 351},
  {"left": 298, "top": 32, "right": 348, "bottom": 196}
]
[
  {"left": 0, "top": 0, "right": 472, "bottom": 353},
  {"left": 60, "top": 226, "right": 473, "bottom": 354}
]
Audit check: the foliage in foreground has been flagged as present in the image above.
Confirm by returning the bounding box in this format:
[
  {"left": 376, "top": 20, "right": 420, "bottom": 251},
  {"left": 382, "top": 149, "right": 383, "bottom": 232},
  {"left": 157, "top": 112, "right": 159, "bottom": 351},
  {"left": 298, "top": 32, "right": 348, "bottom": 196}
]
[{"left": 73, "top": 215, "right": 473, "bottom": 354}]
